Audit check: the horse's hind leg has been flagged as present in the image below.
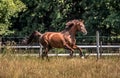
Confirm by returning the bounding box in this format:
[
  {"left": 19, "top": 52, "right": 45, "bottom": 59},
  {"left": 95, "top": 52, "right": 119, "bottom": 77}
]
[
  {"left": 70, "top": 50, "right": 74, "bottom": 57},
  {"left": 44, "top": 47, "right": 51, "bottom": 61},
  {"left": 41, "top": 50, "right": 45, "bottom": 60},
  {"left": 41, "top": 48, "right": 48, "bottom": 60}
]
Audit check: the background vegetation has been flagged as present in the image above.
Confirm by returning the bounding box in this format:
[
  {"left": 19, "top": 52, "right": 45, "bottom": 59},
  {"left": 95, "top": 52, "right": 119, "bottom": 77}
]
[{"left": 0, "top": 0, "right": 120, "bottom": 42}]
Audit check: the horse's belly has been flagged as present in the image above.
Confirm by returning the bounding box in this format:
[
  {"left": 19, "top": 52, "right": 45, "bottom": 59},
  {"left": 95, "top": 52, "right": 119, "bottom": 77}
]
[
  {"left": 49, "top": 34, "right": 64, "bottom": 48},
  {"left": 50, "top": 39, "right": 64, "bottom": 48},
  {"left": 51, "top": 44, "right": 63, "bottom": 48}
]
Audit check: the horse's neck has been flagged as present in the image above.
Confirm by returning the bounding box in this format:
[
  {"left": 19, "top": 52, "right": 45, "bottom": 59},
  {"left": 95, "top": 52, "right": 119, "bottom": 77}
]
[{"left": 62, "top": 28, "right": 77, "bottom": 38}]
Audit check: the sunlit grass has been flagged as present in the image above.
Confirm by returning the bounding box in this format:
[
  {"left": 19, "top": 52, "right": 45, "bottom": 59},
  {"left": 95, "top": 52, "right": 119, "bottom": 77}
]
[{"left": 0, "top": 55, "right": 120, "bottom": 78}]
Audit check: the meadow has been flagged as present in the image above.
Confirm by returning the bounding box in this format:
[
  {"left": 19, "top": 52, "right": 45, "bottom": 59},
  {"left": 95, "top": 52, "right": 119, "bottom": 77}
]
[{"left": 0, "top": 54, "right": 120, "bottom": 78}]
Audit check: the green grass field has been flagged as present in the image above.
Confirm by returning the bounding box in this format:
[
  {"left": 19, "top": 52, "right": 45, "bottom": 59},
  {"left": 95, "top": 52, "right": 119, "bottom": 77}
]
[{"left": 0, "top": 54, "right": 120, "bottom": 78}]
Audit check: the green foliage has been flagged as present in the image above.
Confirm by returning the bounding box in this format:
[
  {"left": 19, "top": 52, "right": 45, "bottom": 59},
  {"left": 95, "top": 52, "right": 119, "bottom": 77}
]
[
  {"left": 0, "top": 0, "right": 26, "bottom": 35},
  {"left": 0, "top": 23, "right": 11, "bottom": 35},
  {"left": 0, "top": 0, "right": 120, "bottom": 39},
  {"left": 82, "top": 0, "right": 120, "bottom": 36}
]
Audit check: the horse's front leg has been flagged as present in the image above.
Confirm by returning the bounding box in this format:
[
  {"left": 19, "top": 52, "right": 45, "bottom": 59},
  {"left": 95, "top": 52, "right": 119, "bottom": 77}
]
[
  {"left": 64, "top": 44, "right": 74, "bottom": 57},
  {"left": 73, "top": 45, "right": 85, "bottom": 58}
]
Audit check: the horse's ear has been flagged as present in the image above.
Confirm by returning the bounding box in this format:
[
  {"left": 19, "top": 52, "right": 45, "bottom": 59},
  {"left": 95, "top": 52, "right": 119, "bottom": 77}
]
[{"left": 79, "top": 19, "right": 84, "bottom": 23}]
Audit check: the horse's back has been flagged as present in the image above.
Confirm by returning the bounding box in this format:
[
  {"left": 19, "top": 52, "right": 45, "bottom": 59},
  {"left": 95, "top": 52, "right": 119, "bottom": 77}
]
[{"left": 41, "top": 32, "right": 65, "bottom": 48}]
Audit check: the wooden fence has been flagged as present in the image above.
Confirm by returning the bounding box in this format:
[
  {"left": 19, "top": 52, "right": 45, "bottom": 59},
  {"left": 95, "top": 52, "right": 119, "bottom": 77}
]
[{"left": 0, "top": 31, "right": 120, "bottom": 59}]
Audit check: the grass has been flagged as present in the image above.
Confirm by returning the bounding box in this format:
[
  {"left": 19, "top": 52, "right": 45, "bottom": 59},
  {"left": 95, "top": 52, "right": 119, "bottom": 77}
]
[{"left": 0, "top": 54, "right": 120, "bottom": 78}]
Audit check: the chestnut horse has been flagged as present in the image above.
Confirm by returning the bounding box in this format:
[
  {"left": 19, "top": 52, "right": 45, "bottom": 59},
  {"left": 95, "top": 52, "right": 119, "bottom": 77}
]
[{"left": 24, "top": 19, "right": 87, "bottom": 59}]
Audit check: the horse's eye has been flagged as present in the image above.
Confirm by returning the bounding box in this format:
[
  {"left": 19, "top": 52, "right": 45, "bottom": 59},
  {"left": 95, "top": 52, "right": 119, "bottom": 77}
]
[
  {"left": 77, "top": 23, "right": 80, "bottom": 25},
  {"left": 81, "top": 26, "right": 84, "bottom": 29}
]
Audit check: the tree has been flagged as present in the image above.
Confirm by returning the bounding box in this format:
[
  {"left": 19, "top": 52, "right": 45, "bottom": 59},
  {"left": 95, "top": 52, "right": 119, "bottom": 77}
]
[
  {"left": 82, "top": 0, "right": 120, "bottom": 36},
  {"left": 4, "top": 0, "right": 120, "bottom": 39},
  {"left": 11, "top": 0, "right": 86, "bottom": 36},
  {"left": 0, "top": 0, "right": 26, "bottom": 35}
]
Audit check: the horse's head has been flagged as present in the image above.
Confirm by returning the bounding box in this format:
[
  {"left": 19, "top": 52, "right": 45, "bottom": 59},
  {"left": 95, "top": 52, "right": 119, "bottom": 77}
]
[
  {"left": 66, "top": 19, "right": 87, "bottom": 35},
  {"left": 22, "top": 31, "right": 42, "bottom": 45},
  {"left": 77, "top": 19, "right": 87, "bottom": 35}
]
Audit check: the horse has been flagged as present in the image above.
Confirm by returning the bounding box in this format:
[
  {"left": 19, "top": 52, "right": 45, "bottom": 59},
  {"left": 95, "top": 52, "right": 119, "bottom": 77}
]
[{"left": 24, "top": 19, "right": 87, "bottom": 60}]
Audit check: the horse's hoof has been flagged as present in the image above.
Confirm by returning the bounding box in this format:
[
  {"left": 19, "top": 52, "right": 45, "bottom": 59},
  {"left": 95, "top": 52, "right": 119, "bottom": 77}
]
[{"left": 81, "top": 56, "right": 85, "bottom": 59}]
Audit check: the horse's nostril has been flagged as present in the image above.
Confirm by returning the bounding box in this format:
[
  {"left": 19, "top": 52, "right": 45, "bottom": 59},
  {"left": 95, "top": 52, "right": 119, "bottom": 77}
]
[{"left": 83, "top": 31, "right": 87, "bottom": 35}]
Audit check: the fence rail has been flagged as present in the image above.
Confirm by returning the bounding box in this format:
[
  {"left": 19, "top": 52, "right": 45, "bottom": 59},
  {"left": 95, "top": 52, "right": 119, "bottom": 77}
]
[
  {"left": 0, "top": 31, "right": 120, "bottom": 58},
  {"left": 1, "top": 45, "right": 120, "bottom": 56},
  {"left": 5, "top": 53, "right": 119, "bottom": 57}
]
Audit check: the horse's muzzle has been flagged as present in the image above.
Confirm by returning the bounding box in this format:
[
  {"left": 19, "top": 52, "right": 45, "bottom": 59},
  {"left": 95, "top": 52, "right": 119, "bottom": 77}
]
[{"left": 83, "top": 31, "right": 87, "bottom": 35}]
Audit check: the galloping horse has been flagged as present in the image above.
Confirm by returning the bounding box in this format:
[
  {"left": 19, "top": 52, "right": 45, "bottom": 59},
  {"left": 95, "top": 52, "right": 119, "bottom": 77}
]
[{"left": 24, "top": 19, "right": 87, "bottom": 59}]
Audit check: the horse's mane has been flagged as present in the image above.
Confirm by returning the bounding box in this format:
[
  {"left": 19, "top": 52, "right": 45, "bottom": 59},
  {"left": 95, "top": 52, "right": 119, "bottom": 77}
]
[
  {"left": 61, "top": 19, "right": 80, "bottom": 33},
  {"left": 66, "top": 19, "right": 80, "bottom": 27}
]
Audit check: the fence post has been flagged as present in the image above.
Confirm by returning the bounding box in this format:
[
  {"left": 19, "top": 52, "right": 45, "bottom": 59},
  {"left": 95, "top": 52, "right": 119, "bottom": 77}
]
[
  {"left": 0, "top": 36, "right": 2, "bottom": 53},
  {"left": 100, "top": 41, "right": 102, "bottom": 57},
  {"left": 119, "top": 48, "right": 120, "bottom": 56},
  {"left": 96, "top": 31, "right": 100, "bottom": 59},
  {"left": 39, "top": 44, "right": 42, "bottom": 57}
]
